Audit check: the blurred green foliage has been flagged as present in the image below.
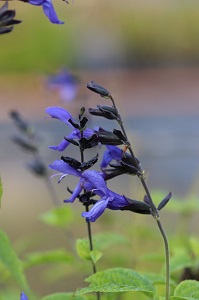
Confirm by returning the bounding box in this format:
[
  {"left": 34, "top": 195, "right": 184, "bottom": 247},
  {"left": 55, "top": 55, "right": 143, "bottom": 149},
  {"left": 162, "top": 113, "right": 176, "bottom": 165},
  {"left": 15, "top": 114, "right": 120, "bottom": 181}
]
[
  {"left": 121, "top": 5, "right": 199, "bottom": 66},
  {"left": 2, "top": 2, "right": 199, "bottom": 72},
  {"left": 0, "top": 2, "right": 75, "bottom": 73}
]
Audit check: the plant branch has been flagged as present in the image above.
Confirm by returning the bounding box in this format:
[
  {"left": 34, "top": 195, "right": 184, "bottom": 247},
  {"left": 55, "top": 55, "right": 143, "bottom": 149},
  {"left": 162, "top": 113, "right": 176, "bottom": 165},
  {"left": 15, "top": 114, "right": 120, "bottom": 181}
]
[
  {"left": 156, "top": 218, "right": 170, "bottom": 300},
  {"left": 110, "top": 94, "right": 170, "bottom": 300}
]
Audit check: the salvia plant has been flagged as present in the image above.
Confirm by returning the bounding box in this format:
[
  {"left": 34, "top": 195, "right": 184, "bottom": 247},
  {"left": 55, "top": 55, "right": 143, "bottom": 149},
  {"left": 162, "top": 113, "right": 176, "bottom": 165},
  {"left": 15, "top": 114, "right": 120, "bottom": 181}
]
[{"left": 1, "top": 1, "right": 199, "bottom": 300}]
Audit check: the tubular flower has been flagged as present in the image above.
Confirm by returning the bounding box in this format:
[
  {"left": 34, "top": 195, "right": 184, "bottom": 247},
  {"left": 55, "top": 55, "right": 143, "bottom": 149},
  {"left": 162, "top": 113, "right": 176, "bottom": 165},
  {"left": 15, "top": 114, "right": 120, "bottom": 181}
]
[
  {"left": 45, "top": 107, "right": 94, "bottom": 151},
  {"left": 100, "top": 145, "right": 123, "bottom": 168},
  {"left": 27, "top": 0, "right": 64, "bottom": 24},
  {"left": 20, "top": 292, "right": 28, "bottom": 300},
  {"left": 81, "top": 171, "right": 129, "bottom": 222},
  {"left": 49, "top": 160, "right": 129, "bottom": 222}
]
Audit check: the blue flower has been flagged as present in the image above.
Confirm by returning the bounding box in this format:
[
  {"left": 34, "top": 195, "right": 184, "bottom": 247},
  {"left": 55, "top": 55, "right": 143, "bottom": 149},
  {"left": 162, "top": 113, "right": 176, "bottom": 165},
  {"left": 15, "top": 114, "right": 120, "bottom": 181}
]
[
  {"left": 20, "top": 292, "right": 28, "bottom": 300},
  {"left": 45, "top": 106, "right": 94, "bottom": 151},
  {"left": 49, "top": 160, "right": 129, "bottom": 221},
  {"left": 81, "top": 170, "right": 129, "bottom": 221},
  {"left": 100, "top": 145, "right": 123, "bottom": 168},
  {"left": 28, "top": 0, "right": 64, "bottom": 24},
  {"left": 47, "top": 69, "right": 78, "bottom": 102}
]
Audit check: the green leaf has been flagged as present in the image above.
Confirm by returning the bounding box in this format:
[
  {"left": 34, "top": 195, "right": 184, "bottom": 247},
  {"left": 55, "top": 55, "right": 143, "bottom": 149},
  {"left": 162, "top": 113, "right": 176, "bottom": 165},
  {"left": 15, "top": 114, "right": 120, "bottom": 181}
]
[
  {"left": 76, "top": 238, "right": 91, "bottom": 261},
  {"left": 0, "top": 177, "right": 3, "bottom": 208},
  {"left": 0, "top": 229, "right": 30, "bottom": 293},
  {"left": 39, "top": 206, "right": 74, "bottom": 228},
  {"left": 41, "top": 292, "right": 86, "bottom": 300},
  {"left": 170, "top": 280, "right": 199, "bottom": 300},
  {"left": 90, "top": 250, "right": 102, "bottom": 264},
  {"left": 76, "top": 268, "right": 155, "bottom": 297},
  {"left": 23, "top": 249, "right": 73, "bottom": 268},
  {"left": 76, "top": 233, "right": 129, "bottom": 261}
]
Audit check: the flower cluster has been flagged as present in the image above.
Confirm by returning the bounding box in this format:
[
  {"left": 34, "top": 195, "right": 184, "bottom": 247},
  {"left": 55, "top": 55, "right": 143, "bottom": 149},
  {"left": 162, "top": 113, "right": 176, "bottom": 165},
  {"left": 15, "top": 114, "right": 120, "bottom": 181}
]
[{"left": 47, "top": 81, "right": 172, "bottom": 222}]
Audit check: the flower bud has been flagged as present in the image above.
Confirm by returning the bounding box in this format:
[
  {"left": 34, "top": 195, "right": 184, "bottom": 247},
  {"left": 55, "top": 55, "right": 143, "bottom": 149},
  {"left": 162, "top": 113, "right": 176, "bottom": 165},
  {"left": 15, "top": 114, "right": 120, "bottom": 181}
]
[{"left": 87, "top": 81, "right": 111, "bottom": 98}]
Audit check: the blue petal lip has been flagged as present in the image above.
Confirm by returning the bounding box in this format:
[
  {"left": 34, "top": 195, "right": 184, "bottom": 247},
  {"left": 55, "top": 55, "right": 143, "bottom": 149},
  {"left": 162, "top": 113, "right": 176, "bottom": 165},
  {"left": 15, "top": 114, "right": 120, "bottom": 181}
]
[
  {"left": 46, "top": 106, "right": 73, "bottom": 125},
  {"left": 42, "top": 1, "right": 64, "bottom": 24},
  {"left": 82, "top": 170, "right": 108, "bottom": 195},
  {"left": 82, "top": 197, "right": 109, "bottom": 222},
  {"left": 28, "top": 0, "right": 64, "bottom": 24},
  {"left": 49, "top": 160, "right": 81, "bottom": 177},
  {"left": 101, "top": 145, "right": 123, "bottom": 168}
]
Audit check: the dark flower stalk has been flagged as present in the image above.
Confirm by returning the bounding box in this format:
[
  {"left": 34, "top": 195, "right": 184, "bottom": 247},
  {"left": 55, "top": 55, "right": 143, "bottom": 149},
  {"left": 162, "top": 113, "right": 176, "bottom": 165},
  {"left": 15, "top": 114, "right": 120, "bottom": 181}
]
[
  {"left": 109, "top": 93, "right": 170, "bottom": 300},
  {"left": 87, "top": 81, "right": 170, "bottom": 300}
]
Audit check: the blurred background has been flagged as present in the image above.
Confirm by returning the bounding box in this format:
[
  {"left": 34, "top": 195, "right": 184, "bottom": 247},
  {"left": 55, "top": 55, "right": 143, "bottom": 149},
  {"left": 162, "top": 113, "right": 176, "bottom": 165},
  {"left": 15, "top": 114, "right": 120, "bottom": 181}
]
[{"left": 1, "top": 0, "right": 199, "bottom": 297}]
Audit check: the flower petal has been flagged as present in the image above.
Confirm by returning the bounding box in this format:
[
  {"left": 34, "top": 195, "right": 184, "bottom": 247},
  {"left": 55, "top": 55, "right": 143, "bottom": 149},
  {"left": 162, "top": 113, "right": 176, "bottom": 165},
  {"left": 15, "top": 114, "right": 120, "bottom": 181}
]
[
  {"left": 20, "top": 292, "right": 28, "bottom": 300},
  {"left": 107, "top": 192, "right": 129, "bottom": 209},
  {"left": 101, "top": 145, "right": 122, "bottom": 168},
  {"left": 49, "top": 130, "right": 80, "bottom": 151},
  {"left": 29, "top": 0, "right": 44, "bottom": 5},
  {"left": 42, "top": 0, "right": 64, "bottom": 24},
  {"left": 83, "top": 128, "right": 95, "bottom": 138},
  {"left": 82, "top": 197, "right": 109, "bottom": 222},
  {"left": 46, "top": 106, "right": 73, "bottom": 126},
  {"left": 64, "top": 181, "right": 82, "bottom": 202},
  {"left": 49, "top": 160, "right": 81, "bottom": 177},
  {"left": 82, "top": 170, "right": 107, "bottom": 195},
  {"left": 49, "top": 138, "right": 70, "bottom": 151}
]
